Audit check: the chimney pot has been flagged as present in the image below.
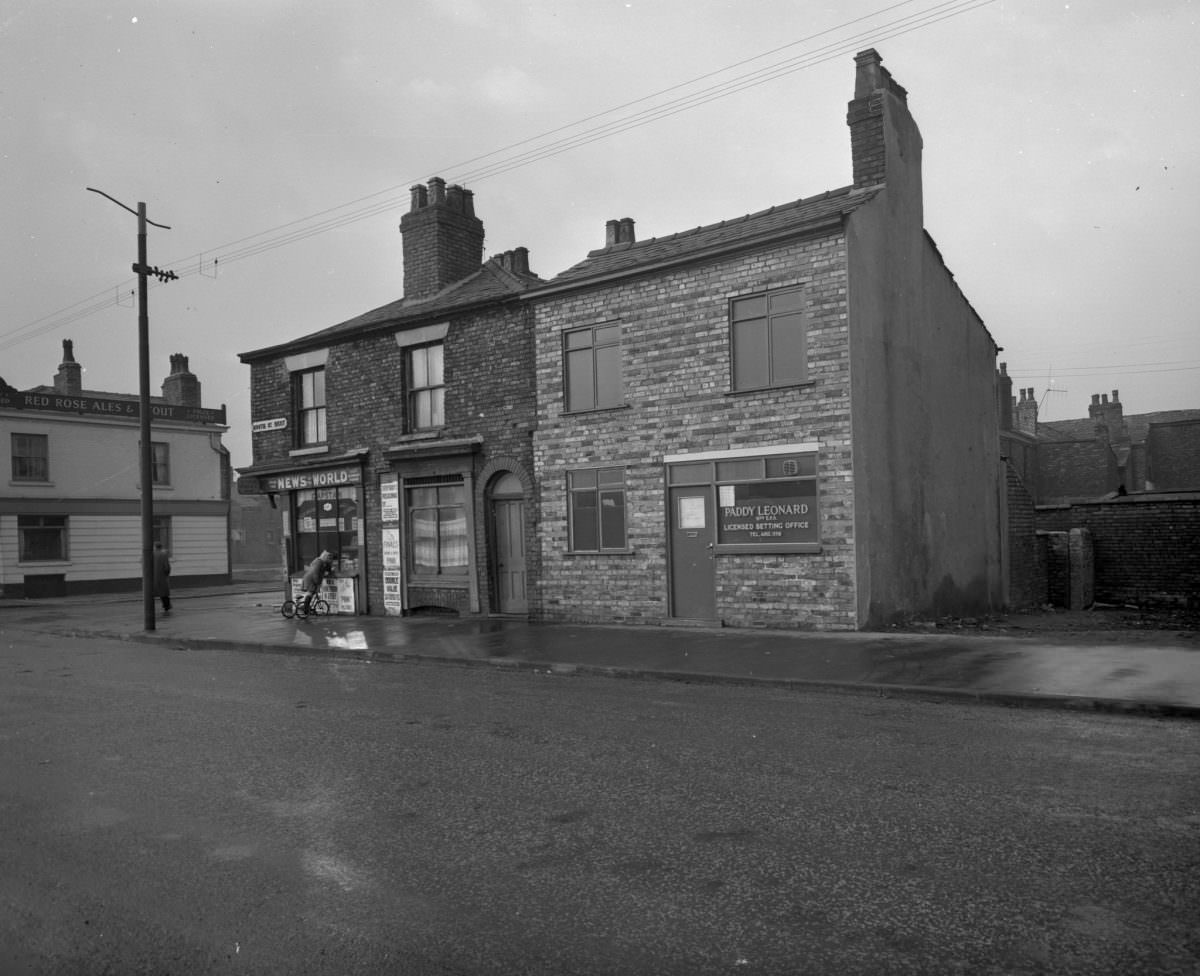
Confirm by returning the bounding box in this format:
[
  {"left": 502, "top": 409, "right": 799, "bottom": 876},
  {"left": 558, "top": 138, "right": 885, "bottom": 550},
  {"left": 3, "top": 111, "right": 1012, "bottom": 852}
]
[
  {"left": 1112, "top": 390, "right": 1119, "bottom": 403},
  {"left": 606, "top": 220, "right": 620, "bottom": 247},
  {"left": 1101, "top": 393, "right": 1109, "bottom": 405},
  {"left": 618, "top": 217, "right": 636, "bottom": 244},
  {"left": 409, "top": 184, "right": 428, "bottom": 211},
  {"left": 512, "top": 246, "right": 529, "bottom": 275},
  {"left": 428, "top": 177, "right": 446, "bottom": 205}
]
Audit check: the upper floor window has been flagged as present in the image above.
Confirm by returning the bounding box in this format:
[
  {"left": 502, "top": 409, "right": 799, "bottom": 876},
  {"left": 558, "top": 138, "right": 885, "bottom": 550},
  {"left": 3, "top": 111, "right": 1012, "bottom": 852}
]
[
  {"left": 293, "top": 367, "right": 327, "bottom": 446},
  {"left": 11, "top": 433, "right": 49, "bottom": 482},
  {"left": 730, "top": 287, "right": 808, "bottom": 391},
  {"left": 409, "top": 343, "right": 445, "bottom": 430},
  {"left": 151, "top": 442, "right": 170, "bottom": 486},
  {"left": 564, "top": 324, "right": 622, "bottom": 412}
]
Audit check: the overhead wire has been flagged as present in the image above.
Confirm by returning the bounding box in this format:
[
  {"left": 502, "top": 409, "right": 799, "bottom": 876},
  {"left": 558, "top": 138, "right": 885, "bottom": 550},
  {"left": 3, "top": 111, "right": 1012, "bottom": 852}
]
[{"left": 3, "top": 0, "right": 999, "bottom": 353}]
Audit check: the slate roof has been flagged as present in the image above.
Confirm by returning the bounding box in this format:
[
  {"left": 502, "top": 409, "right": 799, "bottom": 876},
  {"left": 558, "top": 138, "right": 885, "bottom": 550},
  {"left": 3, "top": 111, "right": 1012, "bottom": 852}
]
[
  {"left": 534, "top": 184, "right": 878, "bottom": 291},
  {"left": 239, "top": 257, "right": 542, "bottom": 362},
  {"left": 1039, "top": 409, "right": 1200, "bottom": 444}
]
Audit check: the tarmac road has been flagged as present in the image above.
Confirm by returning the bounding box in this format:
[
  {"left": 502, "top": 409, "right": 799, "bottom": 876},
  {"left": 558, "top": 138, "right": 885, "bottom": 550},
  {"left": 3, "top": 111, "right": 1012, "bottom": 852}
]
[{"left": 2, "top": 628, "right": 1198, "bottom": 975}]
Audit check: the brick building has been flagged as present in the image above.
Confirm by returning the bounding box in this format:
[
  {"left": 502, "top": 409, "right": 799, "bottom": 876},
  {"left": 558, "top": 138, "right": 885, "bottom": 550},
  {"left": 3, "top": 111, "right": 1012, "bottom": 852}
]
[
  {"left": 1, "top": 341, "right": 230, "bottom": 597},
  {"left": 1000, "top": 385, "right": 1200, "bottom": 504},
  {"left": 527, "top": 50, "right": 1004, "bottom": 630},
  {"left": 237, "top": 179, "right": 540, "bottom": 615}
]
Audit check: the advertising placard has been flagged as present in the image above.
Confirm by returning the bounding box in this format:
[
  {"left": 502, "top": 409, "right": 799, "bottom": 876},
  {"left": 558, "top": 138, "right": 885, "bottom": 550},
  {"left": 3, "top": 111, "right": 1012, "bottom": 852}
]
[
  {"left": 383, "top": 571, "right": 404, "bottom": 615},
  {"left": 380, "top": 474, "right": 400, "bottom": 523}
]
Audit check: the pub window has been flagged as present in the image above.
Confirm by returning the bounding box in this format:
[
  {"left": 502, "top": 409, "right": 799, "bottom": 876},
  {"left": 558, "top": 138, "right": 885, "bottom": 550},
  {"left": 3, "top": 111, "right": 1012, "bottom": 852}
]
[
  {"left": 407, "top": 478, "right": 468, "bottom": 576},
  {"left": 18, "top": 515, "right": 67, "bottom": 562},
  {"left": 292, "top": 486, "right": 359, "bottom": 573},
  {"left": 564, "top": 324, "right": 622, "bottom": 412},
  {"left": 568, "top": 466, "right": 627, "bottom": 552},
  {"left": 730, "top": 287, "right": 808, "bottom": 391},
  {"left": 11, "top": 433, "right": 49, "bottom": 482},
  {"left": 150, "top": 442, "right": 171, "bottom": 485},
  {"left": 292, "top": 367, "right": 327, "bottom": 446},
  {"left": 408, "top": 343, "right": 445, "bottom": 430},
  {"left": 153, "top": 515, "right": 172, "bottom": 553}
]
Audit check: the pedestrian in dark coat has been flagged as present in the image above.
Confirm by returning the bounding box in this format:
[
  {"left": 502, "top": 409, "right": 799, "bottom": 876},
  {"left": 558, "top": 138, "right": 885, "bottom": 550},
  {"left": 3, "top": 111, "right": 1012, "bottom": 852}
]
[
  {"left": 300, "top": 550, "right": 335, "bottom": 613},
  {"left": 152, "top": 542, "right": 172, "bottom": 613}
]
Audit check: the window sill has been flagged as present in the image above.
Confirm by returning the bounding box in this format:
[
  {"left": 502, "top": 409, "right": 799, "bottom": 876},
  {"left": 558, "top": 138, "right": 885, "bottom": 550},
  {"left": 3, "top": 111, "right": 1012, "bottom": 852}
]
[
  {"left": 714, "top": 544, "right": 823, "bottom": 555},
  {"left": 407, "top": 576, "right": 470, "bottom": 588},
  {"left": 9, "top": 480, "right": 55, "bottom": 488},
  {"left": 394, "top": 430, "right": 442, "bottom": 442},
  {"left": 726, "top": 381, "right": 816, "bottom": 396},
  {"left": 289, "top": 445, "right": 330, "bottom": 458},
  {"left": 17, "top": 560, "right": 72, "bottom": 568},
  {"left": 566, "top": 549, "right": 635, "bottom": 556},
  {"left": 561, "top": 403, "right": 630, "bottom": 417}
]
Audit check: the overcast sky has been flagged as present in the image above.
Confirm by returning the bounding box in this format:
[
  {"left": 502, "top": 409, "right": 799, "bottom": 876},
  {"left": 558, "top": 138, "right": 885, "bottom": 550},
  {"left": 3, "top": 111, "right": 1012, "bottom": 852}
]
[{"left": 4, "top": 0, "right": 1197, "bottom": 470}]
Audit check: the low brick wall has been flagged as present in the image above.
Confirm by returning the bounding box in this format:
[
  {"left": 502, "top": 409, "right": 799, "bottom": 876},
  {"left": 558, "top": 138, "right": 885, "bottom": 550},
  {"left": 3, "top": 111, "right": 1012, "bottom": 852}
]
[{"left": 1036, "top": 492, "right": 1200, "bottom": 607}]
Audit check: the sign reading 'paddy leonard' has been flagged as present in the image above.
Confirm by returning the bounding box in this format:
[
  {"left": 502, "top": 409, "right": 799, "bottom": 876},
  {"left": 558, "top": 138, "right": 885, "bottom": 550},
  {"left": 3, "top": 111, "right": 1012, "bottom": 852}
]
[{"left": 718, "top": 479, "right": 818, "bottom": 545}]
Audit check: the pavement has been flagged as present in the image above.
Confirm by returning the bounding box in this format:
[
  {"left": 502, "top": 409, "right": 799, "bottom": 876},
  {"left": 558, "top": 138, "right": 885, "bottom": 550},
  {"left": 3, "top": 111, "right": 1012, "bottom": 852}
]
[{"left": 3, "top": 580, "right": 1199, "bottom": 718}]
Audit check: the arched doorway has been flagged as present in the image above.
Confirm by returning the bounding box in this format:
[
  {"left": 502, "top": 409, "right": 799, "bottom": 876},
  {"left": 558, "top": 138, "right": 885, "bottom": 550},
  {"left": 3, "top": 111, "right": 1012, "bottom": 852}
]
[{"left": 489, "top": 472, "right": 527, "bottom": 614}]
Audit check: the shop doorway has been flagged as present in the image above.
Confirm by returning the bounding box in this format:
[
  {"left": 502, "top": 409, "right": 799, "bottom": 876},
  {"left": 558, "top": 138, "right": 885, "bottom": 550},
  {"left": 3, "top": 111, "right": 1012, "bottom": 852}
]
[
  {"left": 668, "top": 485, "right": 716, "bottom": 619},
  {"left": 490, "top": 473, "right": 527, "bottom": 614}
]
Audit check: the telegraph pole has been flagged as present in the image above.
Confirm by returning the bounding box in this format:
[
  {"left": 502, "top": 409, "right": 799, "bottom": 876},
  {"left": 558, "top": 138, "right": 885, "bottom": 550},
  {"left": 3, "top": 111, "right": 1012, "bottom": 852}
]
[{"left": 87, "top": 188, "right": 177, "bottom": 631}]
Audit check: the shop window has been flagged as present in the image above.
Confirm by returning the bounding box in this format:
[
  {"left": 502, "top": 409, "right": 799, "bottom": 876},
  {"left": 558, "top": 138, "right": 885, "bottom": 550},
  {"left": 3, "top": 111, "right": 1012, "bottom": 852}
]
[
  {"left": 292, "top": 367, "right": 327, "bottom": 446},
  {"left": 11, "top": 433, "right": 49, "bottom": 482},
  {"left": 407, "top": 479, "right": 468, "bottom": 576},
  {"left": 408, "top": 343, "right": 445, "bottom": 430},
  {"left": 564, "top": 324, "right": 622, "bottom": 412},
  {"left": 293, "top": 486, "right": 359, "bottom": 573},
  {"left": 151, "top": 442, "right": 170, "bottom": 485},
  {"left": 18, "top": 515, "right": 67, "bottom": 562},
  {"left": 568, "top": 467, "right": 627, "bottom": 552},
  {"left": 730, "top": 287, "right": 808, "bottom": 391}
]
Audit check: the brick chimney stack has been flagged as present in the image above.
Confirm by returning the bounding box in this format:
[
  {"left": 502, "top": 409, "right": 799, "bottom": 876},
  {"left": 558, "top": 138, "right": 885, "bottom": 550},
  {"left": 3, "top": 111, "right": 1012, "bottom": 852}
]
[
  {"left": 400, "top": 177, "right": 485, "bottom": 300},
  {"left": 846, "top": 49, "right": 923, "bottom": 216},
  {"left": 996, "top": 362, "right": 1013, "bottom": 432},
  {"left": 162, "top": 353, "right": 201, "bottom": 408},
  {"left": 1014, "top": 387, "right": 1038, "bottom": 435},
  {"left": 1088, "top": 390, "right": 1125, "bottom": 443},
  {"left": 54, "top": 339, "right": 82, "bottom": 395}
]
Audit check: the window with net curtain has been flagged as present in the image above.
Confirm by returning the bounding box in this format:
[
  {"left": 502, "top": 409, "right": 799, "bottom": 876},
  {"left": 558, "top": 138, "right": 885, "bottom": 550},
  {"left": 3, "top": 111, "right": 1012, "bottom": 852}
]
[
  {"left": 293, "top": 367, "right": 327, "bottom": 446},
  {"left": 408, "top": 481, "right": 467, "bottom": 576},
  {"left": 409, "top": 343, "right": 445, "bottom": 430}
]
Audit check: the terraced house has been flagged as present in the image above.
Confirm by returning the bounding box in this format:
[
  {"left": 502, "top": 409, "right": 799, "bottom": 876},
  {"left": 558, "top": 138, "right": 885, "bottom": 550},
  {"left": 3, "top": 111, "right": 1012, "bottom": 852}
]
[
  {"left": 527, "top": 50, "right": 1004, "bottom": 629},
  {"left": 238, "top": 179, "right": 541, "bottom": 616}
]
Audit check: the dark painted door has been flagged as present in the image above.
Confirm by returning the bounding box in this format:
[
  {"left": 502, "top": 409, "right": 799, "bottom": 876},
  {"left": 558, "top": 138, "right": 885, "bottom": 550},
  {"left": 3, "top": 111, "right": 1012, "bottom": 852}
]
[{"left": 669, "top": 486, "right": 716, "bottom": 619}]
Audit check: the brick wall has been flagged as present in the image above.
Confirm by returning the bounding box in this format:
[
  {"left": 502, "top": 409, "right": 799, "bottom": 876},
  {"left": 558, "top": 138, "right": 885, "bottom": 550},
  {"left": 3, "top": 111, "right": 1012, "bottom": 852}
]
[
  {"left": 1036, "top": 493, "right": 1200, "bottom": 607},
  {"left": 1006, "top": 463, "right": 1046, "bottom": 608},
  {"left": 245, "top": 301, "right": 537, "bottom": 616},
  {"left": 532, "top": 231, "right": 858, "bottom": 630},
  {"left": 1039, "top": 438, "right": 1119, "bottom": 502},
  {"left": 1147, "top": 419, "right": 1200, "bottom": 490}
]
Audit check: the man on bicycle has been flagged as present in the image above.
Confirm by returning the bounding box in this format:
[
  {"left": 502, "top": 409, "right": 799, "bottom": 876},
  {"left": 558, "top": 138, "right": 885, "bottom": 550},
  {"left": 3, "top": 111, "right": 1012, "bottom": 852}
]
[{"left": 300, "top": 550, "right": 335, "bottom": 614}]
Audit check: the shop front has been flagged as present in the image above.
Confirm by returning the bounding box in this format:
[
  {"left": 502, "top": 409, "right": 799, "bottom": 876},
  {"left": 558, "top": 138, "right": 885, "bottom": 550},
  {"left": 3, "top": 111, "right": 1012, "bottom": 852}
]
[
  {"left": 664, "top": 443, "right": 821, "bottom": 621},
  {"left": 236, "top": 451, "right": 366, "bottom": 613}
]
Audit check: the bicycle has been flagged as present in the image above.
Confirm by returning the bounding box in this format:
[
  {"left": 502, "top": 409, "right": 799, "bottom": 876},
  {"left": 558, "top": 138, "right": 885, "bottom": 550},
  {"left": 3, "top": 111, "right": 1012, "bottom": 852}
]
[{"left": 280, "top": 596, "right": 330, "bottom": 619}]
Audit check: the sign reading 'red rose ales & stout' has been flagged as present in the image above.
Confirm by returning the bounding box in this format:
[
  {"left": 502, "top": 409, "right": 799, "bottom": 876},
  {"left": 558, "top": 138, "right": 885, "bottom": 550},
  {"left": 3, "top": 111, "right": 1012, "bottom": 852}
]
[{"left": 717, "top": 479, "right": 818, "bottom": 545}]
